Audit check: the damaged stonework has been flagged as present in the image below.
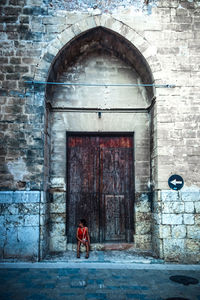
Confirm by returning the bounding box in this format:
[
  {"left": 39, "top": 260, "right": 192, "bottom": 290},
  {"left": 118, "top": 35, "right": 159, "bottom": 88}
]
[
  {"left": 0, "top": 191, "right": 41, "bottom": 261},
  {"left": 7, "top": 158, "right": 29, "bottom": 182},
  {"left": 48, "top": 0, "right": 159, "bottom": 14}
]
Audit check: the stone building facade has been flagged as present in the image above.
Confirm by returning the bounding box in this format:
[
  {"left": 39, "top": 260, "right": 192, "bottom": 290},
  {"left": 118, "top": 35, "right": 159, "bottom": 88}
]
[{"left": 0, "top": 0, "right": 200, "bottom": 262}]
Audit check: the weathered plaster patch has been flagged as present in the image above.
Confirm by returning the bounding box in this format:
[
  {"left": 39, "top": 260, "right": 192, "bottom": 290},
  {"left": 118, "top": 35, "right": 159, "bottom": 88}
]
[{"left": 7, "top": 158, "right": 29, "bottom": 182}]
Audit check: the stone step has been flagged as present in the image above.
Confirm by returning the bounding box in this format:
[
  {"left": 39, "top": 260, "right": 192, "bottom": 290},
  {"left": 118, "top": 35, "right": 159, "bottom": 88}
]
[{"left": 43, "top": 250, "right": 164, "bottom": 264}]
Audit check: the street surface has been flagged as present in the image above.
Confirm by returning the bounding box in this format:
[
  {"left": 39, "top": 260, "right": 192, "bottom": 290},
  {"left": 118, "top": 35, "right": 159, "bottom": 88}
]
[{"left": 0, "top": 262, "right": 200, "bottom": 300}]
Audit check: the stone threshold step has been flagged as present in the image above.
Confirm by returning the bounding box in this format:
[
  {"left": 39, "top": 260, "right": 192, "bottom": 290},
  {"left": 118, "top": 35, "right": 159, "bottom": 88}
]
[
  {"left": 42, "top": 259, "right": 165, "bottom": 264},
  {"left": 1, "top": 263, "right": 200, "bottom": 270}
]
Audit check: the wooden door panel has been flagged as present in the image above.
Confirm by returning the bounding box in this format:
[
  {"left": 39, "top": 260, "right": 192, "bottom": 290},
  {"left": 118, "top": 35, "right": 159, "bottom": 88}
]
[
  {"left": 67, "top": 136, "right": 100, "bottom": 243},
  {"left": 104, "top": 195, "right": 125, "bottom": 241},
  {"left": 100, "top": 141, "right": 133, "bottom": 242},
  {"left": 67, "top": 135, "right": 134, "bottom": 243}
]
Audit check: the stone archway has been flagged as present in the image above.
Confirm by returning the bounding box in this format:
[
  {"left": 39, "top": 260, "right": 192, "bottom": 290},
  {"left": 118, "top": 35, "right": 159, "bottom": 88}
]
[
  {"left": 35, "top": 15, "right": 161, "bottom": 85},
  {"left": 35, "top": 15, "right": 162, "bottom": 257}
]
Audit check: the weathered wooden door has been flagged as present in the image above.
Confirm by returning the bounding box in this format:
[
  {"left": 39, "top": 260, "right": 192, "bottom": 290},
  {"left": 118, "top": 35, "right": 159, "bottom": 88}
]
[{"left": 67, "top": 135, "right": 134, "bottom": 243}]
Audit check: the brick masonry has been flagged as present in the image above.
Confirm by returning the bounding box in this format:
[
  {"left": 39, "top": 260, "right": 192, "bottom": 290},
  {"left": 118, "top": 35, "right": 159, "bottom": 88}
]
[{"left": 0, "top": 0, "right": 200, "bottom": 262}]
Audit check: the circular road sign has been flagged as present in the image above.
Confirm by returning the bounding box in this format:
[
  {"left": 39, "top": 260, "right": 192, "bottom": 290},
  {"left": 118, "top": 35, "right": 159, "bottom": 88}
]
[{"left": 168, "top": 174, "right": 184, "bottom": 191}]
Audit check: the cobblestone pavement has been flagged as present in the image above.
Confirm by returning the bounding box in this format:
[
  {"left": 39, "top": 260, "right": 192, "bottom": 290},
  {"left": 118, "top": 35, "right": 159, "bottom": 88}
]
[{"left": 0, "top": 262, "right": 200, "bottom": 300}]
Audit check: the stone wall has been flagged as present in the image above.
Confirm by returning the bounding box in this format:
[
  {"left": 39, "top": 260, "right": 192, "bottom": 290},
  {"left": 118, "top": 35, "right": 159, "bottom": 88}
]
[
  {"left": 153, "top": 189, "right": 200, "bottom": 263},
  {"left": 0, "top": 191, "right": 40, "bottom": 261},
  {"left": 0, "top": 0, "right": 200, "bottom": 262}
]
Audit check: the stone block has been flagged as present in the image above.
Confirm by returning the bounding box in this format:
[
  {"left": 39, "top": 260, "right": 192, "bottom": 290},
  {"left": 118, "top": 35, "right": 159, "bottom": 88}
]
[
  {"left": 135, "top": 212, "right": 152, "bottom": 222},
  {"left": 174, "top": 16, "right": 192, "bottom": 24},
  {"left": 0, "top": 204, "right": 18, "bottom": 215},
  {"left": 50, "top": 37, "right": 63, "bottom": 51},
  {"left": 3, "top": 227, "right": 18, "bottom": 257},
  {"left": 186, "top": 239, "right": 200, "bottom": 252},
  {"left": 181, "top": 190, "right": 200, "bottom": 202},
  {"left": 20, "top": 16, "right": 29, "bottom": 23},
  {"left": 183, "top": 214, "right": 194, "bottom": 225},
  {"left": 158, "top": 47, "right": 179, "bottom": 55},
  {"left": 184, "top": 202, "right": 194, "bottom": 213},
  {"left": 159, "top": 225, "right": 171, "bottom": 238},
  {"left": 58, "top": 27, "right": 75, "bottom": 47},
  {"left": 24, "top": 215, "right": 39, "bottom": 226},
  {"left": 2, "top": 80, "right": 17, "bottom": 89},
  {"left": 162, "top": 214, "right": 182, "bottom": 225},
  {"left": 10, "top": 57, "right": 21, "bottom": 64},
  {"left": 50, "top": 177, "right": 66, "bottom": 189},
  {"left": 50, "top": 202, "right": 66, "bottom": 214},
  {"left": 135, "top": 222, "right": 151, "bottom": 235},
  {"left": 134, "top": 234, "right": 151, "bottom": 250},
  {"left": 14, "top": 65, "right": 29, "bottom": 73},
  {"left": 13, "top": 191, "right": 40, "bottom": 203},
  {"left": 5, "top": 214, "right": 24, "bottom": 227},
  {"left": 195, "top": 214, "right": 200, "bottom": 225},
  {"left": 162, "top": 202, "right": 184, "bottom": 213},
  {"left": 0, "top": 57, "right": 8, "bottom": 64},
  {"left": 72, "top": 23, "right": 82, "bottom": 36},
  {"left": 4, "top": 6, "right": 22, "bottom": 15},
  {"left": 6, "top": 73, "right": 20, "bottom": 80},
  {"left": 161, "top": 190, "right": 180, "bottom": 202},
  {"left": 43, "top": 49, "right": 56, "bottom": 63},
  {"left": 23, "top": 6, "right": 47, "bottom": 16},
  {"left": 135, "top": 195, "right": 151, "bottom": 213},
  {"left": 194, "top": 202, "right": 200, "bottom": 213},
  {"left": 17, "top": 226, "right": 39, "bottom": 257},
  {"left": 45, "top": 24, "right": 66, "bottom": 34},
  {"left": 49, "top": 235, "right": 67, "bottom": 252},
  {"left": 153, "top": 212, "right": 162, "bottom": 225},
  {"left": 194, "top": 22, "right": 200, "bottom": 30},
  {"left": 187, "top": 226, "right": 200, "bottom": 239},
  {"left": 171, "top": 225, "right": 186, "bottom": 238},
  {"left": 26, "top": 0, "right": 42, "bottom": 5},
  {"left": 49, "top": 223, "right": 65, "bottom": 237},
  {"left": 0, "top": 192, "right": 13, "bottom": 203},
  {"left": 51, "top": 192, "right": 66, "bottom": 203},
  {"left": 163, "top": 238, "right": 185, "bottom": 261},
  {"left": 42, "top": 16, "right": 66, "bottom": 25},
  {"left": 18, "top": 203, "right": 39, "bottom": 215},
  {"left": 50, "top": 213, "right": 65, "bottom": 223}
]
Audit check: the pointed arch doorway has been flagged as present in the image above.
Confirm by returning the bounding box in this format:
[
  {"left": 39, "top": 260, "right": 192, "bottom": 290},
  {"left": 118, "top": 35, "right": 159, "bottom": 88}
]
[{"left": 44, "top": 25, "right": 156, "bottom": 252}]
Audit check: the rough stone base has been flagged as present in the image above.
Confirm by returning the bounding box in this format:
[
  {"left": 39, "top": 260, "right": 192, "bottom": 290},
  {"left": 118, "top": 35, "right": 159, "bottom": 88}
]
[
  {"left": 1, "top": 189, "right": 199, "bottom": 263},
  {"left": 152, "top": 189, "right": 200, "bottom": 264},
  {"left": 0, "top": 191, "right": 41, "bottom": 261}
]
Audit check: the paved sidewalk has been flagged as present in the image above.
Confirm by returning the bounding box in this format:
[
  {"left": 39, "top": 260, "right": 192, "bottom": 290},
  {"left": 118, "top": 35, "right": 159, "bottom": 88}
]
[{"left": 0, "top": 261, "right": 200, "bottom": 300}]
